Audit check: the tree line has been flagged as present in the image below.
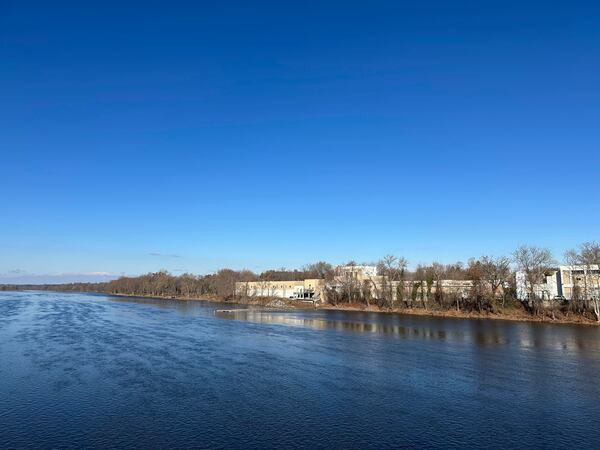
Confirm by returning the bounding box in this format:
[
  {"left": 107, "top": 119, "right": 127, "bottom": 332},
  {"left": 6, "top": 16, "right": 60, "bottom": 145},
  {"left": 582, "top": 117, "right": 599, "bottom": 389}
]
[{"left": 2, "top": 242, "right": 599, "bottom": 322}]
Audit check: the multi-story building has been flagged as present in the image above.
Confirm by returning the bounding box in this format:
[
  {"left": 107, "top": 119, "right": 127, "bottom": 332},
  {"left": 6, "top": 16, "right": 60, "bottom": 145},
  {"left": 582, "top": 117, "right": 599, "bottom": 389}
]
[
  {"left": 516, "top": 265, "right": 600, "bottom": 301},
  {"left": 561, "top": 265, "right": 600, "bottom": 299},
  {"left": 235, "top": 279, "right": 325, "bottom": 300},
  {"left": 334, "top": 265, "right": 473, "bottom": 299},
  {"left": 335, "top": 265, "right": 378, "bottom": 281},
  {"left": 235, "top": 265, "right": 474, "bottom": 302},
  {"left": 235, "top": 266, "right": 378, "bottom": 301}
]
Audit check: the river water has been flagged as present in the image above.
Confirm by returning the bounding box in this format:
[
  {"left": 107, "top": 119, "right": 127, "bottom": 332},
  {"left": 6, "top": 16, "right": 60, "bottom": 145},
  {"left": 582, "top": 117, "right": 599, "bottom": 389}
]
[{"left": 1, "top": 291, "right": 600, "bottom": 449}]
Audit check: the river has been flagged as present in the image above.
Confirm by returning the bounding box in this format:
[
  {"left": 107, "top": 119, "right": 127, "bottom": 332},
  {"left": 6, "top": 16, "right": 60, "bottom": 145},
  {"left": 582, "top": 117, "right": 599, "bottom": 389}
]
[{"left": 1, "top": 291, "right": 600, "bottom": 449}]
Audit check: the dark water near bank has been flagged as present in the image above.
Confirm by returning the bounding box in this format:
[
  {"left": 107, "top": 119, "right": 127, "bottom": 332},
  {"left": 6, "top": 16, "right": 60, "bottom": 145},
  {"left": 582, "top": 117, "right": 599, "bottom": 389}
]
[{"left": 2, "top": 292, "right": 600, "bottom": 449}]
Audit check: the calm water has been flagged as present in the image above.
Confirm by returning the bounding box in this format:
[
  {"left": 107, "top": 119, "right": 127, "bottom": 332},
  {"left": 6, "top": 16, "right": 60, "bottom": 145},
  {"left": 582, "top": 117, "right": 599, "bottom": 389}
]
[{"left": 1, "top": 291, "right": 600, "bottom": 449}]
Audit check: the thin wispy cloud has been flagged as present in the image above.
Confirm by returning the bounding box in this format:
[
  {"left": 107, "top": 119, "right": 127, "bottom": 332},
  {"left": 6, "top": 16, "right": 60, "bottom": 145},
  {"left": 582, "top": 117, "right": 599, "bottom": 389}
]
[
  {"left": 7, "top": 269, "right": 27, "bottom": 274},
  {"left": 148, "top": 252, "right": 182, "bottom": 258},
  {"left": 0, "top": 272, "right": 119, "bottom": 285}
]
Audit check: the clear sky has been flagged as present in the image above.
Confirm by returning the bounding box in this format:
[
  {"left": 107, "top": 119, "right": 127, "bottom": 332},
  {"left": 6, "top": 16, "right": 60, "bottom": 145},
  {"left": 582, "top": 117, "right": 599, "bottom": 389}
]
[{"left": 1, "top": 1, "right": 599, "bottom": 283}]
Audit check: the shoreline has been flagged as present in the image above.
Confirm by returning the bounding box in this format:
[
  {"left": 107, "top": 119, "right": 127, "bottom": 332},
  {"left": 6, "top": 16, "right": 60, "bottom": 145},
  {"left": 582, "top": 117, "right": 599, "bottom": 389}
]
[
  {"left": 100, "top": 291, "right": 600, "bottom": 326},
  {"left": 322, "top": 304, "right": 600, "bottom": 326}
]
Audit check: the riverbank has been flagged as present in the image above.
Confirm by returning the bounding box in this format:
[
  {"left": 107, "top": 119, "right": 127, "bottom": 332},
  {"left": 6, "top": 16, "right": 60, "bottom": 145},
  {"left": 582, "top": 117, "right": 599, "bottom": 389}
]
[
  {"left": 5, "top": 288, "right": 597, "bottom": 325},
  {"left": 322, "top": 303, "right": 600, "bottom": 325},
  {"left": 107, "top": 292, "right": 318, "bottom": 310},
  {"left": 103, "top": 291, "right": 600, "bottom": 326}
]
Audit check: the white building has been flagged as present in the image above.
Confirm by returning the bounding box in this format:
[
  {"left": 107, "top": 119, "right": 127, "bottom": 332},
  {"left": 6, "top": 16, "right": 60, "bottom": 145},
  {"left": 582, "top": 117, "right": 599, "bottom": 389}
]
[{"left": 335, "top": 265, "right": 378, "bottom": 281}]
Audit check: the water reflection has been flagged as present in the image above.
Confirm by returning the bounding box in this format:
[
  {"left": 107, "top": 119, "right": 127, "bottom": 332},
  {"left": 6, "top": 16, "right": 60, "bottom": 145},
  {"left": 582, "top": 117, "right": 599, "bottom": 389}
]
[
  {"left": 91, "top": 294, "right": 600, "bottom": 356},
  {"left": 215, "top": 308, "right": 600, "bottom": 354},
  {"left": 88, "top": 294, "right": 600, "bottom": 356}
]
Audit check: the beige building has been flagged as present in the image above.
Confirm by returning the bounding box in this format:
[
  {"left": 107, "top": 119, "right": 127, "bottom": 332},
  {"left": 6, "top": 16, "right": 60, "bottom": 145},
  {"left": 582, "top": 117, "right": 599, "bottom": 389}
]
[
  {"left": 516, "top": 265, "right": 600, "bottom": 301},
  {"left": 236, "top": 265, "right": 474, "bottom": 302},
  {"left": 561, "top": 265, "right": 600, "bottom": 299},
  {"left": 369, "top": 280, "right": 473, "bottom": 301},
  {"left": 235, "top": 279, "right": 325, "bottom": 300},
  {"left": 334, "top": 265, "right": 473, "bottom": 299},
  {"left": 235, "top": 266, "right": 378, "bottom": 301}
]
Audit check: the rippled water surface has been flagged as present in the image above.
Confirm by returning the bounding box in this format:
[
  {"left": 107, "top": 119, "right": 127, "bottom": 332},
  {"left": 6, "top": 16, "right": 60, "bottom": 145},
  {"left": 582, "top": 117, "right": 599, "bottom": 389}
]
[{"left": 2, "top": 291, "right": 600, "bottom": 449}]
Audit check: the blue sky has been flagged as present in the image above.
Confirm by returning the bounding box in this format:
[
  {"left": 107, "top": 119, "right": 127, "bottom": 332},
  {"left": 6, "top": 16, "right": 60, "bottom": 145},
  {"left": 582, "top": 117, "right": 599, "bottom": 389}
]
[{"left": 1, "top": 1, "right": 599, "bottom": 283}]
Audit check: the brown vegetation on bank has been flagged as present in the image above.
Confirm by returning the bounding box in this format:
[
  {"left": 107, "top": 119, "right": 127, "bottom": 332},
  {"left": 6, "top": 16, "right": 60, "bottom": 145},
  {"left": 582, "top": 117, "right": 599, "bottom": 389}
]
[{"left": 2, "top": 242, "right": 599, "bottom": 325}]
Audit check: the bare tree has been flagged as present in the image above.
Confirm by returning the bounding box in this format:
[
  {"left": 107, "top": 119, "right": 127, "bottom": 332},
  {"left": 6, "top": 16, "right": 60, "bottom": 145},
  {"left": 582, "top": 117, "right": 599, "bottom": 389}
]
[
  {"left": 303, "top": 261, "right": 334, "bottom": 280},
  {"left": 512, "top": 245, "right": 555, "bottom": 315},
  {"left": 565, "top": 249, "right": 585, "bottom": 315},
  {"left": 467, "top": 259, "right": 485, "bottom": 311},
  {"left": 179, "top": 273, "right": 197, "bottom": 298},
  {"left": 565, "top": 242, "right": 600, "bottom": 322},
  {"left": 331, "top": 261, "right": 363, "bottom": 305},
  {"left": 361, "top": 280, "right": 372, "bottom": 308},
  {"left": 376, "top": 255, "right": 408, "bottom": 309},
  {"left": 581, "top": 242, "right": 600, "bottom": 321},
  {"left": 431, "top": 263, "right": 445, "bottom": 307},
  {"left": 479, "top": 256, "right": 511, "bottom": 309}
]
